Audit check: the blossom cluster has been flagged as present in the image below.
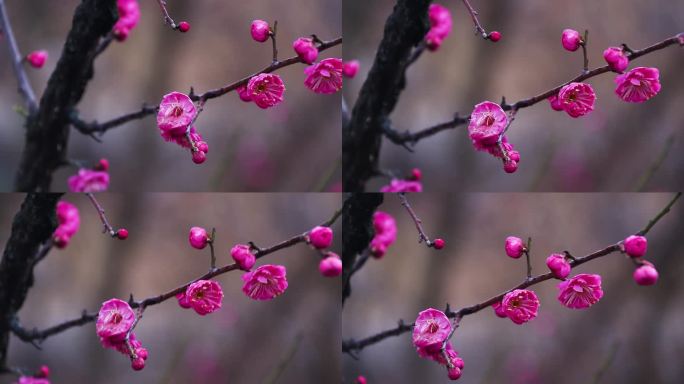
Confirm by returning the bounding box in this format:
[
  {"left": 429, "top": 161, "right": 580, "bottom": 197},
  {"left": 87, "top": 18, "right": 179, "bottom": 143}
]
[
  {"left": 96, "top": 299, "right": 148, "bottom": 371},
  {"left": 425, "top": 4, "right": 453, "bottom": 51},
  {"left": 53, "top": 201, "right": 80, "bottom": 248},
  {"left": 369, "top": 211, "right": 397, "bottom": 258},
  {"left": 307, "top": 226, "right": 343, "bottom": 277},
  {"left": 412, "top": 308, "right": 465, "bottom": 380},
  {"left": 112, "top": 0, "right": 140, "bottom": 41},
  {"left": 67, "top": 159, "right": 111, "bottom": 192},
  {"left": 380, "top": 168, "right": 424, "bottom": 192},
  {"left": 468, "top": 102, "right": 520, "bottom": 173}
]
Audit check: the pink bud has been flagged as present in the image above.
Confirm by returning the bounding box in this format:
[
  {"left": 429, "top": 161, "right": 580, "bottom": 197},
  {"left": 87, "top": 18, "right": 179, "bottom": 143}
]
[
  {"left": 53, "top": 235, "right": 69, "bottom": 249},
  {"left": 230, "top": 244, "right": 256, "bottom": 271},
  {"left": 131, "top": 357, "right": 145, "bottom": 371},
  {"left": 292, "top": 37, "right": 318, "bottom": 64},
  {"left": 488, "top": 31, "right": 501, "bottom": 42},
  {"left": 319, "top": 254, "right": 342, "bottom": 277},
  {"left": 192, "top": 150, "right": 207, "bottom": 164},
  {"left": 95, "top": 158, "right": 110, "bottom": 171},
  {"left": 433, "top": 238, "right": 445, "bottom": 250},
  {"left": 356, "top": 376, "right": 367, "bottom": 384},
  {"left": 508, "top": 150, "right": 520, "bottom": 163},
  {"left": 26, "top": 50, "right": 48, "bottom": 68},
  {"left": 37, "top": 365, "right": 50, "bottom": 378},
  {"left": 561, "top": 29, "right": 582, "bottom": 51},
  {"left": 505, "top": 236, "right": 525, "bottom": 258},
  {"left": 343, "top": 60, "right": 360, "bottom": 78},
  {"left": 503, "top": 159, "right": 518, "bottom": 174},
  {"left": 603, "top": 47, "right": 629, "bottom": 73},
  {"left": 137, "top": 347, "right": 149, "bottom": 360},
  {"left": 411, "top": 167, "right": 422, "bottom": 181},
  {"left": 545, "top": 253, "right": 571, "bottom": 279},
  {"left": 309, "top": 226, "right": 333, "bottom": 249},
  {"left": 633, "top": 264, "right": 658, "bottom": 286},
  {"left": 189, "top": 227, "right": 209, "bottom": 249},
  {"left": 116, "top": 228, "right": 129, "bottom": 240},
  {"left": 178, "top": 21, "right": 190, "bottom": 33},
  {"left": 197, "top": 141, "right": 209, "bottom": 154},
  {"left": 623, "top": 235, "right": 647, "bottom": 257},
  {"left": 251, "top": 20, "right": 270, "bottom": 42},
  {"left": 492, "top": 301, "right": 507, "bottom": 318},
  {"left": 448, "top": 366, "right": 462, "bottom": 380}
]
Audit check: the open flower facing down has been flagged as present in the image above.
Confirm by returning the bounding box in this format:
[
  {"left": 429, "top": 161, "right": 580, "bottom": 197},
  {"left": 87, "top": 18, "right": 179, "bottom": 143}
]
[
  {"left": 468, "top": 101, "right": 508, "bottom": 146},
  {"left": 501, "top": 289, "right": 540, "bottom": 324},
  {"left": 558, "top": 82, "right": 596, "bottom": 118},
  {"left": 96, "top": 299, "right": 135, "bottom": 342},
  {"left": 68, "top": 169, "right": 110, "bottom": 192},
  {"left": 557, "top": 273, "right": 604, "bottom": 309},
  {"left": 247, "top": 73, "right": 286, "bottom": 109},
  {"left": 304, "top": 58, "right": 343, "bottom": 94},
  {"left": 157, "top": 92, "right": 196, "bottom": 135},
  {"left": 186, "top": 279, "right": 224, "bottom": 315},
  {"left": 242, "top": 264, "right": 288, "bottom": 301},
  {"left": 412, "top": 308, "right": 452, "bottom": 353},
  {"left": 614, "top": 67, "right": 661, "bottom": 103}
]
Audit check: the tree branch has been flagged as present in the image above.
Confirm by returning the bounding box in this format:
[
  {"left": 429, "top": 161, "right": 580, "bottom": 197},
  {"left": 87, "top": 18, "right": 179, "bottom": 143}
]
[
  {"left": 342, "top": 192, "right": 681, "bottom": 355},
  {"left": 0, "top": 0, "right": 38, "bottom": 114},
  {"left": 10, "top": 206, "right": 343, "bottom": 344},
  {"left": 13, "top": 0, "right": 118, "bottom": 191}
]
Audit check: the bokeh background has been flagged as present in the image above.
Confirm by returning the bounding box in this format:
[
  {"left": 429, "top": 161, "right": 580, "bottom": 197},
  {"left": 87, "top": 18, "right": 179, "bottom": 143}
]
[
  {"left": 0, "top": 0, "right": 341, "bottom": 191},
  {"left": 344, "top": 0, "right": 684, "bottom": 192},
  {"left": 343, "top": 193, "right": 684, "bottom": 383},
  {"left": 0, "top": 193, "right": 341, "bottom": 383}
]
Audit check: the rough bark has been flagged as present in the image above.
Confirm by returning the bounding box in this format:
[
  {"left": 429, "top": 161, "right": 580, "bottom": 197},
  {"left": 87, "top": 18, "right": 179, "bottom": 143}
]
[
  {"left": 0, "top": 194, "right": 61, "bottom": 368},
  {"left": 342, "top": 0, "right": 432, "bottom": 192},
  {"left": 14, "top": 0, "right": 117, "bottom": 191},
  {"left": 342, "top": 193, "right": 384, "bottom": 302}
]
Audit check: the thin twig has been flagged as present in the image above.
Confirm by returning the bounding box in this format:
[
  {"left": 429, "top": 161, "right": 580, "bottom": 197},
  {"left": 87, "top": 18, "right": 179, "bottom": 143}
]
[
  {"left": 524, "top": 237, "right": 532, "bottom": 280},
  {"left": 86, "top": 193, "right": 116, "bottom": 237},
  {"left": 460, "top": 0, "right": 487, "bottom": 38},
  {"left": 0, "top": 0, "right": 38, "bottom": 114},
  {"left": 156, "top": 0, "right": 177, "bottom": 29},
  {"left": 398, "top": 193, "right": 434, "bottom": 247},
  {"left": 342, "top": 193, "right": 680, "bottom": 354},
  {"left": 270, "top": 20, "right": 279, "bottom": 64},
  {"left": 581, "top": 30, "right": 590, "bottom": 73}
]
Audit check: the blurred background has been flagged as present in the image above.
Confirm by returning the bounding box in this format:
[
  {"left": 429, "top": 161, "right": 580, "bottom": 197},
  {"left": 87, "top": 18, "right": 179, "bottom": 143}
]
[
  {"left": 0, "top": 0, "right": 341, "bottom": 191},
  {"left": 344, "top": 0, "right": 684, "bottom": 192},
  {"left": 0, "top": 193, "right": 341, "bottom": 383},
  {"left": 343, "top": 193, "right": 683, "bottom": 383}
]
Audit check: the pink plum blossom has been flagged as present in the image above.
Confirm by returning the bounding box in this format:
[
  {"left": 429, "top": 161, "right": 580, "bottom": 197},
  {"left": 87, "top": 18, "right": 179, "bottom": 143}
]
[
  {"left": 469, "top": 101, "right": 507, "bottom": 146},
  {"left": 546, "top": 253, "right": 571, "bottom": 279},
  {"left": 247, "top": 73, "right": 285, "bottom": 109},
  {"left": 68, "top": 169, "right": 109, "bottom": 192},
  {"left": 293, "top": 37, "right": 318, "bottom": 64},
  {"left": 379, "top": 178, "right": 423, "bottom": 193},
  {"left": 304, "top": 58, "right": 343, "bottom": 94},
  {"left": 501, "top": 289, "right": 539, "bottom": 324},
  {"left": 505, "top": 236, "right": 525, "bottom": 259},
  {"left": 623, "top": 235, "right": 647, "bottom": 257},
  {"left": 96, "top": 298, "right": 135, "bottom": 342},
  {"left": 230, "top": 244, "right": 256, "bottom": 270},
  {"left": 319, "top": 253, "right": 343, "bottom": 277},
  {"left": 492, "top": 301, "right": 508, "bottom": 318},
  {"left": 176, "top": 291, "right": 192, "bottom": 309},
  {"left": 548, "top": 94, "right": 564, "bottom": 111},
  {"left": 53, "top": 201, "right": 80, "bottom": 248},
  {"left": 343, "top": 60, "right": 360, "bottom": 78},
  {"left": 561, "top": 29, "right": 582, "bottom": 51},
  {"left": 633, "top": 263, "right": 658, "bottom": 286},
  {"left": 309, "top": 226, "right": 333, "bottom": 249},
  {"left": 236, "top": 84, "right": 253, "bottom": 102},
  {"left": 113, "top": 0, "right": 140, "bottom": 41},
  {"left": 157, "top": 92, "right": 197, "bottom": 135},
  {"left": 614, "top": 67, "right": 661, "bottom": 103},
  {"left": 186, "top": 279, "right": 224, "bottom": 315},
  {"left": 26, "top": 50, "right": 48, "bottom": 69},
  {"left": 250, "top": 20, "right": 270, "bottom": 42},
  {"left": 425, "top": 3, "right": 452, "bottom": 51},
  {"left": 557, "top": 273, "right": 604, "bottom": 309},
  {"left": 558, "top": 82, "right": 596, "bottom": 118},
  {"left": 603, "top": 47, "right": 629, "bottom": 73},
  {"left": 242, "top": 264, "right": 288, "bottom": 300},
  {"left": 412, "top": 308, "right": 451, "bottom": 352},
  {"left": 370, "top": 211, "right": 397, "bottom": 258}
]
